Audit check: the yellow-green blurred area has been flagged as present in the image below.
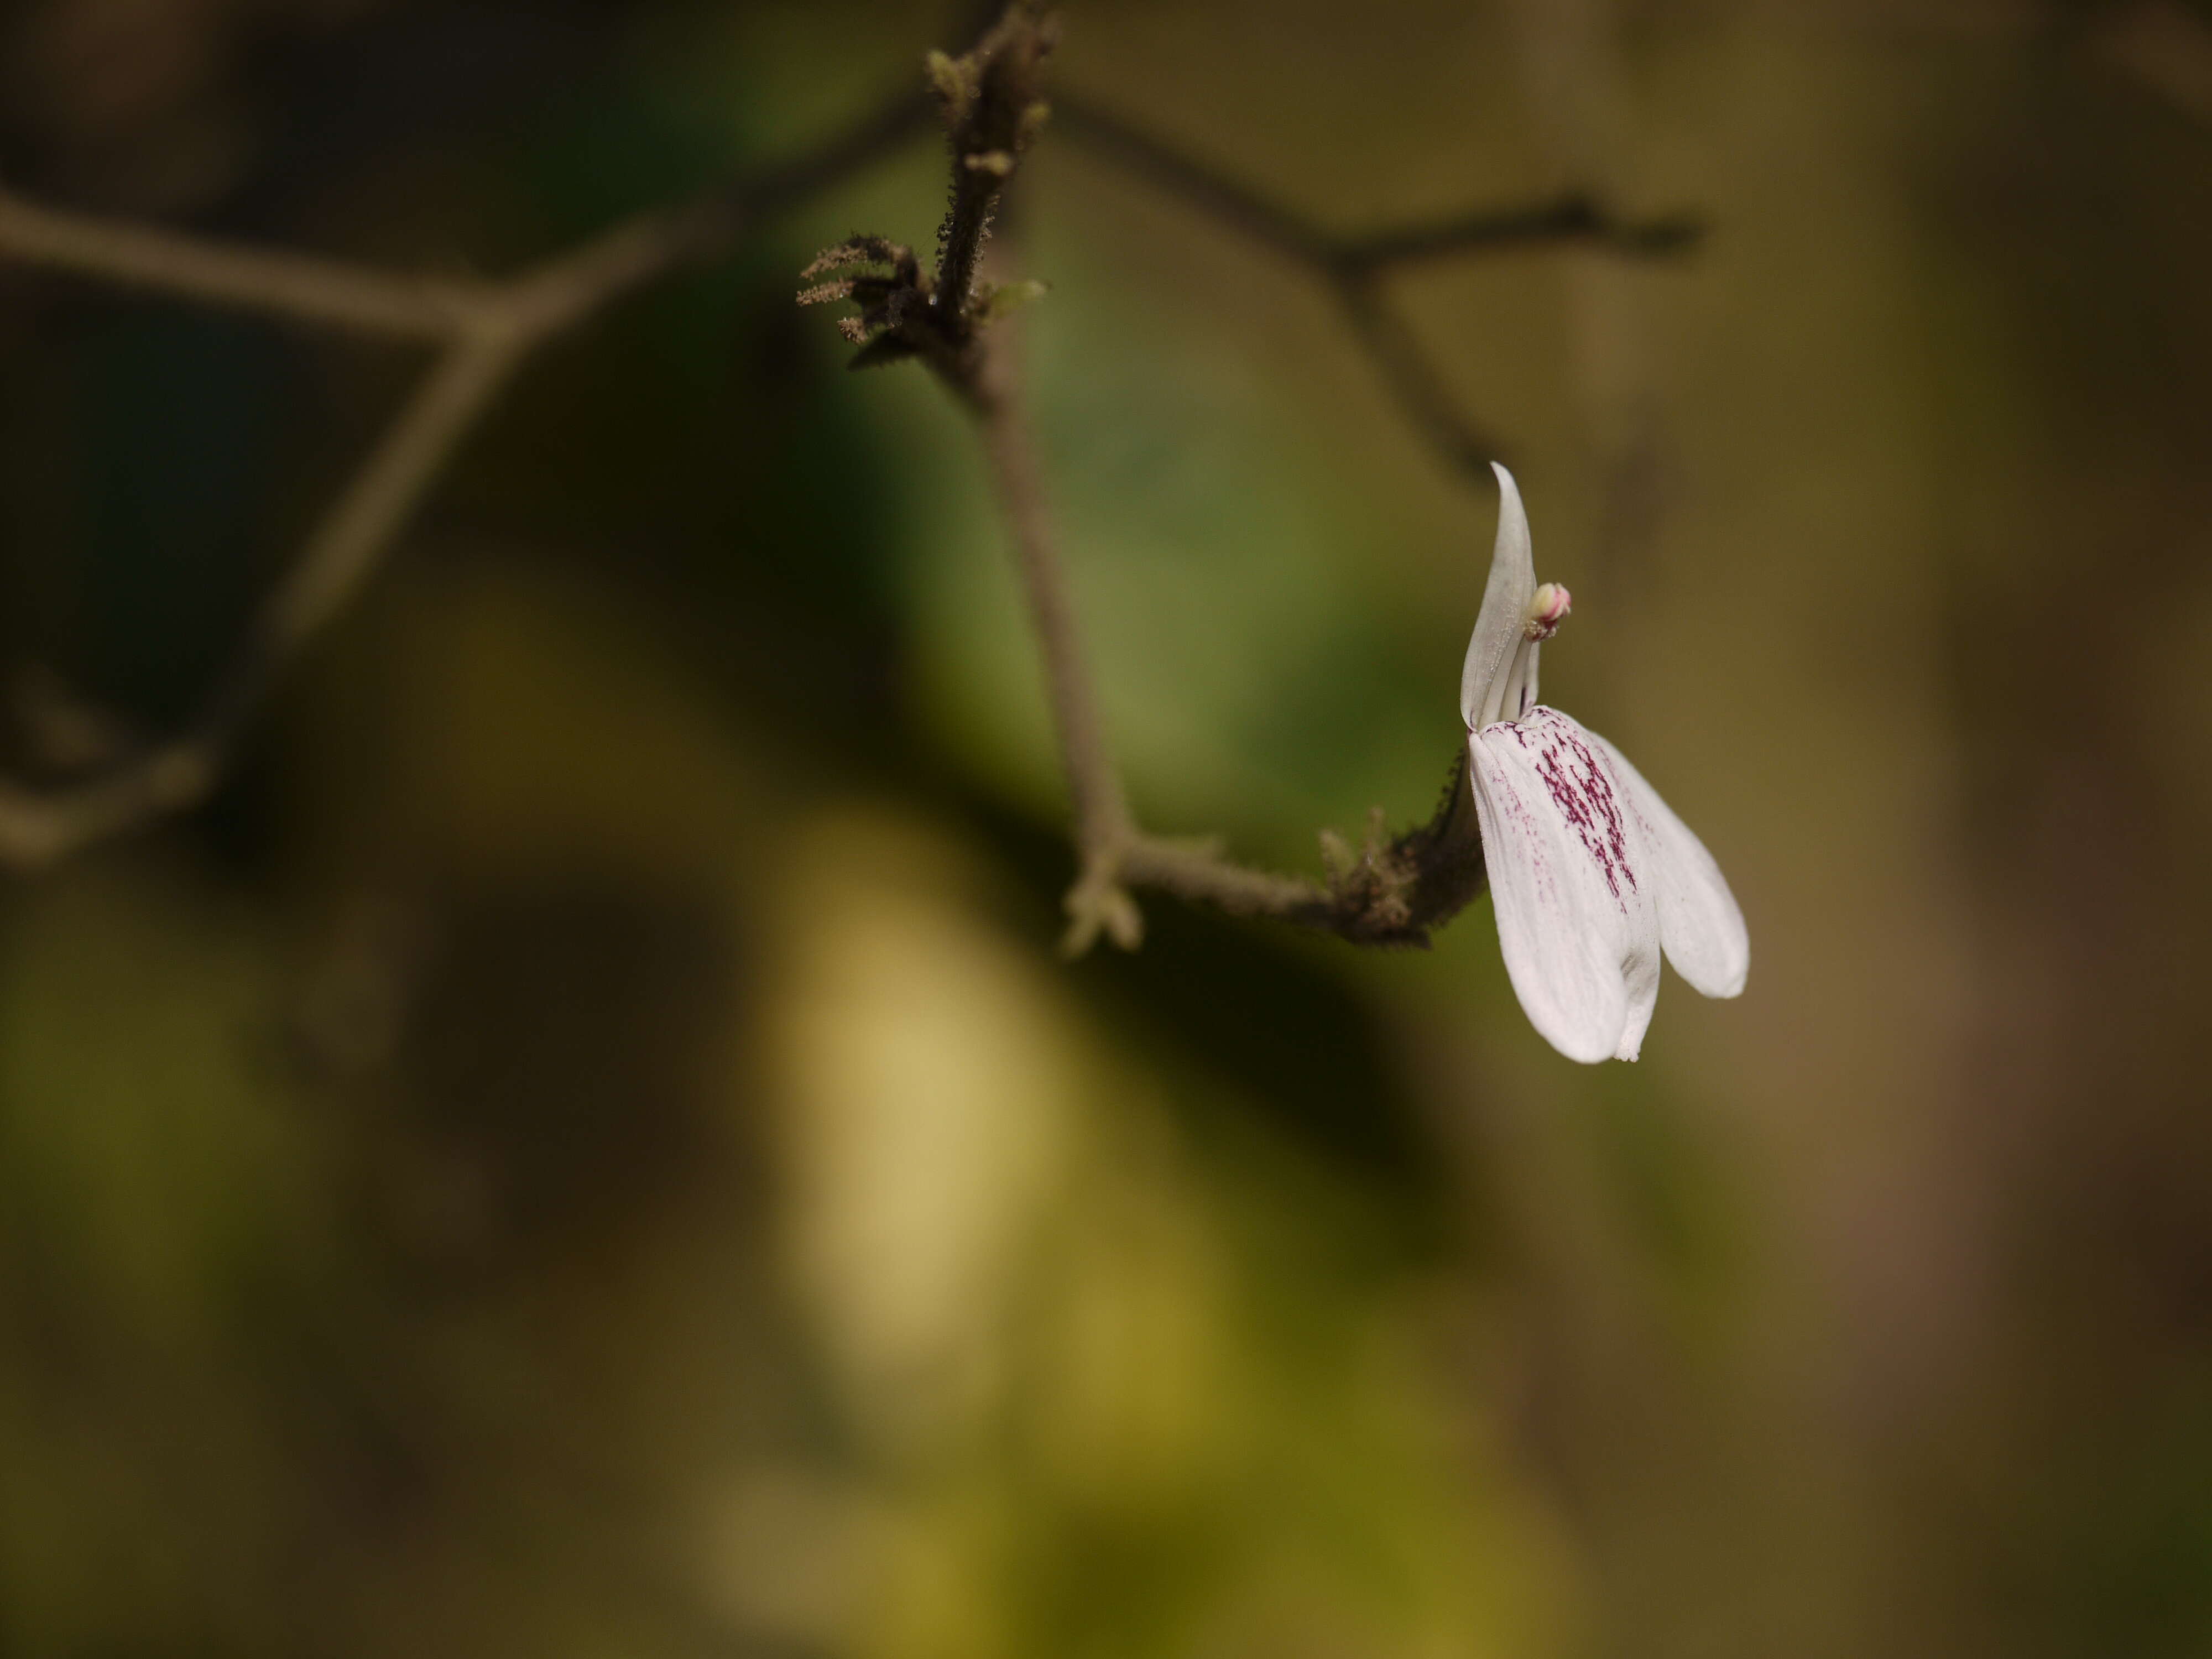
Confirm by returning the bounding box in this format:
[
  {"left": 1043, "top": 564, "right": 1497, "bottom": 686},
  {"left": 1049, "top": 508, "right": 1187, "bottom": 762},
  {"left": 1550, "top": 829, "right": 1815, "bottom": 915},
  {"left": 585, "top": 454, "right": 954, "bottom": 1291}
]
[{"left": 3, "top": 0, "right": 2211, "bottom": 1653}]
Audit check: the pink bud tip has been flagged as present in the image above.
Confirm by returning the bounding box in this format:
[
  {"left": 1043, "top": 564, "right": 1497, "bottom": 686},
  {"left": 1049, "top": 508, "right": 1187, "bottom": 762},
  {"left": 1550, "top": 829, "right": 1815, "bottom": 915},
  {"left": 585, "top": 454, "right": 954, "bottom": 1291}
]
[{"left": 1525, "top": 583, "right": 1572, "bottom": 641}]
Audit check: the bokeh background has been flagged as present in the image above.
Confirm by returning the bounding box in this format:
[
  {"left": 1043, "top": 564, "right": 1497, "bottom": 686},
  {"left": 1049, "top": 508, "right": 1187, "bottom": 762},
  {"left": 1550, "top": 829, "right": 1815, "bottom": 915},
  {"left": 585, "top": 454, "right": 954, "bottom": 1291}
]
[{"left": 3, "top": 1, "right": 2211, "bottom": 1654}]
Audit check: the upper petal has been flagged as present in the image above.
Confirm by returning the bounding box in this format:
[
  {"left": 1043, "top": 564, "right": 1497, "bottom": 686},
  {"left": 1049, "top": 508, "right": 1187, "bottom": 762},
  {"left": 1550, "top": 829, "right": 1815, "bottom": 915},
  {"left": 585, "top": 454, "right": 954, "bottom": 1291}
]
[
  {"left": 1469, "top": 707, "right": 1662, "bottom": 1063},
  {"left": 1584, "top": 731, "right": 1749, "bottom": 999},
  {"left": 1459, "top": 462, "right": 1536, "bottom": 731}
]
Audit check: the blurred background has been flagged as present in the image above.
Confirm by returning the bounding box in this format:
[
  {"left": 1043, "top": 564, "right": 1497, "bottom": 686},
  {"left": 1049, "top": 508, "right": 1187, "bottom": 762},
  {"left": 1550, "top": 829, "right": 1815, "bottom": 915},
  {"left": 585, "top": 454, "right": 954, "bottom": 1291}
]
[{"left": 2, "top": 0, "right": 2210, "bottom": 1654}]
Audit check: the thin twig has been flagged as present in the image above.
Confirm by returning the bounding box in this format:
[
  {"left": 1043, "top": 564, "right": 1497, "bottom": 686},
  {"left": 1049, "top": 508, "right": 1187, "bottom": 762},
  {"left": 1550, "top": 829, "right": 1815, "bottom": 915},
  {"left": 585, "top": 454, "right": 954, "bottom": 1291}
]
[
  {"left": 1332, "top": 195, "right": 1702, "bottom": 271},
  {"left": 0, "top": 88, "right": 934, "bottom": 868},
  {"left": 966, "top": 337, "right": 1407, "bottom": 952},
  {"left": 263, "top": 341, "right": 522, "bottom": 653},
  {"left": 0, "top": 342, "right": 526, "bottom": 867},
  {"left": 0, "top": 187, "right": 477, "bottom": 340},
  {"left": 1050, "top": 93, "right": 1700, "bottom": 488},
  {"left": 1, "top": 0, "right": 1694, "bottom": 914},
  {"left": 1118, "top": 834, "right": 1327, "bottom": 920},
  {"left": 977, "top": 356, "right": 1406, "bottom": 952},
  {"left": 1334, "top": 273, "right": 1499, "bottom": 481},
  {"left": 0, "top": 91, "right": 935, "bottom": 347},
  {"left": 969, "top": 336, "right": 1484, "bottom": 952},
  {"left": 1048, "top": 96, "right": 1700, "bottom": 272},
  {"left": 1045, "top": 99, "right": 1327, "bottom": 263},
  {"left": 807, "top": 7, "right": 1498, "bottom": 950},
  {"left": 970, "top": 352, "right": 1133, "bottom": 860}
]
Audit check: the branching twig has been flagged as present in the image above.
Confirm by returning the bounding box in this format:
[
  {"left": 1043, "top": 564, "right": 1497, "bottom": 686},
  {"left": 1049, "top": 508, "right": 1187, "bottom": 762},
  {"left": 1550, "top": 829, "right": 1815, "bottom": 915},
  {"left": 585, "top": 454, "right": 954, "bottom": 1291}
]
[
  {"left": 0, "top": 87, "right": 935, "bottom": 867},
  {"left": 0, "top": 0, "right": 1700, "bottom": 912},
  {"left": 804, "top": 4, "right": 1514, "bottom": 952},
  {"left": 969, "top": 319, "right": 1486, "bottom": 953},
  {"left": 1051, "top": 95, "right": 1700, "bottom": 485}
]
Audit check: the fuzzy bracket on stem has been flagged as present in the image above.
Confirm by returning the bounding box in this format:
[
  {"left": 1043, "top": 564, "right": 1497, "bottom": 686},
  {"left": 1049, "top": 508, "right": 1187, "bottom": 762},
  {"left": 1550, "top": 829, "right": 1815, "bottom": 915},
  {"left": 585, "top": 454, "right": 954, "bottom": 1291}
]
[{"left": 800, "top": 5, "right": 1055, "bottom": 392}]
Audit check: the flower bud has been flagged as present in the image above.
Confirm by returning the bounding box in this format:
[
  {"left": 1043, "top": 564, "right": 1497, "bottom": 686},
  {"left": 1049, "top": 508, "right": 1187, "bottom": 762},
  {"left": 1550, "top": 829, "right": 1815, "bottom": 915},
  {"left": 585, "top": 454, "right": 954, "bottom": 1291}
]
[{"left": 1525, "top": 582, "right": 1572, "bottom": 641}]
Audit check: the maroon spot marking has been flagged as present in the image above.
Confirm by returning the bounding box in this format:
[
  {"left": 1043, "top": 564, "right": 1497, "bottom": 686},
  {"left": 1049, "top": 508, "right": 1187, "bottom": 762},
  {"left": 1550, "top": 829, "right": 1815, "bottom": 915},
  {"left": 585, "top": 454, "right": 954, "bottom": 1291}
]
[{"left": 1503, "top": 709, "right": 1637, "bottom": 902}]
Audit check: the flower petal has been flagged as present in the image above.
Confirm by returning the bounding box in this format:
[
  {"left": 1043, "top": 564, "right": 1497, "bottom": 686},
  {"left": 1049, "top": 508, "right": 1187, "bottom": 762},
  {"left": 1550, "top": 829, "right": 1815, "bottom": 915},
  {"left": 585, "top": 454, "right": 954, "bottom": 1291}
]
[
  {"left": 1585, "top": 731, "right": 1749, "bottom": 999},
  {"left": 1499, "top": 639, "right": 1540, "bottom": 723},
  {"left": 1459, "top": 462, "right": 1536, "bottom": 731},
  {"left": 1469, "top": 708, "right": 1662, "bottom": 1063}
]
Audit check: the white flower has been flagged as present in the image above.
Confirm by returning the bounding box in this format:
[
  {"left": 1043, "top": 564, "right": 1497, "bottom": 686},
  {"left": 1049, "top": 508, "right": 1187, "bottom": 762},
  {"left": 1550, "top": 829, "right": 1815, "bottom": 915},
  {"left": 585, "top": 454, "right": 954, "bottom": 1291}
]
[{"left": 1461, "top": 463, "right": 1748, "bottom": 1063}]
